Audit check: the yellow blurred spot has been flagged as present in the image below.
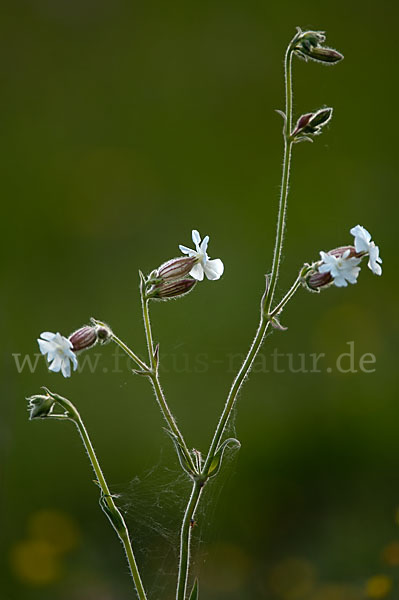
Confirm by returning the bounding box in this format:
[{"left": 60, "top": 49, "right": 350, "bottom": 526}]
[
  {"left": 10, "top": 539, "right": 62, "bottom": 585},
  {"left": 309, "top": 583, "right": 362, "bottom": 600},
  {"left": 203, "top": 542, "right": 251, "bottom": 593},
  {"left": 366, "top": 575, "right": 392, "bottom": 598},
  {"left": 268, "top": 557, "right": 316, "bottom": 599},
  {"left": 382, "top": 541, "right": 399, "bottom": 566},
  {"left": 28, "top": 509, "right": 80, "bottom": 554}
]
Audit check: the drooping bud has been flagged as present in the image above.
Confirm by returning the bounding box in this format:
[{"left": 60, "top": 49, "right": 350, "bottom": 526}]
[
  {"left": 69, "top": 323, "right": 112, "bottom": 352},
  {"left": 292, "top": 108, "right": 333, "bottom": 138},
  {"left": 157, "top": 256, "right": 197, "bottom": 281},
  {"left": 292, "top": 28, "right": 343, "bottom": 65},
  {"left": 304, "top": 46, "right": 344, "bottom": 64},
  {"left": 147, "top": 278, "right": 197, "bottom": 300},
  {"left": 27, "top": 394, "right": 55, "bottom": 419}
]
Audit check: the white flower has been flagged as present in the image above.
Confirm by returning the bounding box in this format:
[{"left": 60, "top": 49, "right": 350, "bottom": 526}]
[
  {"left": 179, "top": 230, "right": 224, "bottom": 281},
  {"left": 37, "top": 331, "right": 78, "bottom": 378},
  {"left": 318, "top": 249, "right": 361, "bottom": 287},
  {"left": 350, "top": 224, "right": 382, "bottom": 276}
]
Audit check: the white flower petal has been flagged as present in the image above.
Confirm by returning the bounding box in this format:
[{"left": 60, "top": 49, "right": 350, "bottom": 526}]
[
  {"left": 180, "top": 229, "right": 224, "bottom": 282},
  {"left": 318, "top": 251, "right": 361, "bottom": 287},
  {"left": 48, "top": 355, "right": 62, "bottom": 372},
  {"left": 192, "top": 230, "right": 201, "bottom": 248},
  {"left": 40, "top": 331, "right": 57, "bottom": 341},
  {"left": 333, "top": 276, "right": 348, "bottom": 287},
  {"left": 190, "top": 263, "right": 205, "bottom": 281},
  {"left": 204, "top": 258, "right": 224, "bottom": 280},
  {"left": 179, "top": 244, "right": 193, "bottom": 255},
  {"left": 200, "top": 235, "right": 209, "bottom": 254},
  {"left": 368, "top": 244, "right": 382, "bottom": 275},
  {"left": 37, "top": 330, "right": 77, "bottom": 376},
  {"left": 61, "top": 359, "right": 71, "bottom": 378},
  {"left": 38, "top": 339, "right": 54, "bottom": 356},
  {"left": 350, "top": 224, "right": 372, "bottom": 253},
  {"left": 69, "top": 352, "right": 79, "bottom": 371}
]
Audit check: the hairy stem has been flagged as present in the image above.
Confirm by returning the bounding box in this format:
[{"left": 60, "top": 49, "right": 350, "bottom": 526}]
[
  {"left": 264, "top": 43, "right": 294, "bottom": 315},
  {"left": 141, "top": 292, "right": 196, "bottom": 473},
  {"left": 149, "top": 372, "right": 196, "bottom": 472},
  {"left": 111, "top": 333, "right": 150, "bottom": 372},
  {"left": 141, "top": 295, "right": 157, "bottom": 371},
  {"left": 270, "top": 275, "right": 302, "bottom": 319},
  {"left": 204, "top": 36, "right": 297, "bottom": 474},
  {"left": 203, "top": 310, "right": 270, "bottom": 473},
  {"left": 176, "top": 480, "right": 203, "bottom": 600},
  {"left": 49, "top": 392, "right": 147, "bottom": 600}
]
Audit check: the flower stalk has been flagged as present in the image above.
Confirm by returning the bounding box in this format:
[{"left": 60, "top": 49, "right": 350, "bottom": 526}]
[
  {"left": 264, "top": 38, "right": 295, "bottom": 316},
  {"left": 39, "top": 389, "right": 147, "bottom": 600},
  {"left": 176, "top": 480, "right": 203, "bottom": 600},
  {"left": 140, "top": 276, "right": 197, "bottom": 475}
]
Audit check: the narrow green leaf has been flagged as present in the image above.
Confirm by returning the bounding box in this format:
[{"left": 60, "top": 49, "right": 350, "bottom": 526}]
[
  {"left": 164, "top": 429, "right": 196, "bottom": 476},
  {"left": 207, "top": 437, "right": 241, "bottom": 478},
  {"left": 189, "top": 578, "right": 199, "bottom": 600},
  {"left": 99, "top": 493, "right": 126, "bottom": 537}
]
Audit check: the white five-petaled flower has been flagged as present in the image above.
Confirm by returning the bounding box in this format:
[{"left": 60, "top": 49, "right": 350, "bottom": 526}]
[
  {"left": 350, "top": 224, "right": 382, "bottom": 276},
  {"left": 37, "top": 332, "right": 78, "bottom": 378},
  {"left": 318, "top": 249, "right": 361, "bottom": 288},
  {"left": 179, "top": 230, "right": 224, "bottom": 281}
]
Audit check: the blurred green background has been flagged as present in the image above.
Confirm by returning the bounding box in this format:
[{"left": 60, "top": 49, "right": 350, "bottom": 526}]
[{"left": 1, "top": 1, "right": 397, "bottom": 599}]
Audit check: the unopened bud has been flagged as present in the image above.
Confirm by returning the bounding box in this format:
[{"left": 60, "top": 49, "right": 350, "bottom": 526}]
[
  {"left": 304, "top": 46, "right": 344, "bottom": 64},
  {"left": 157, "top": 256, "right": 197, "bottom": 281},
  {"left": 69, "top": 324, "right": 112, "bottom": 351},
  {"left": 293, "top": 28, "right": 343, "bottom": 64},
  {"left": 147, "top": 278, "right": 197, "bottom": 300},
  {"left": 307, "top": 270, "right": 332, "bottom": 290},
  {"left": 291, "top": 113, "right": 313, "bottom": 136},
  {"left": 27, "top": 394, "right": 55, "bottom": 419},
  {"left": 292, "top": 108, "right": 333, "bottom": 137}
]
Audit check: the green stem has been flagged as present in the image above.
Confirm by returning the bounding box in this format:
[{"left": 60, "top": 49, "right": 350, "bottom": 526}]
[
  {"left": 269, "top": 275, "right": 301, "bottom": 319},
  {"left": 264, "top": 44, "right": 294, "bottom": 315},
  {"left": 203, "top": 310, "right": 270, "bottom": 474},
  {"left": 204, "top": 37, "right": 298, "bottom": 474},
  {"left": 150, "top": 373, "right": 196, "bottom": 472},
  {"left": 111, "top": 333, "right": 150, "bottom": 372},
  {"left": 140, "top": 289, "right": 196, "bottom": 474},
  {"left": 47, "top": 392, "right": 147, "bottom": 600},
  {"left": 142, "top": 296, "right": 157, "bottom": 371},
  {"left": 91, "top": 318, "right": 149, "bottom": 372},
  {"left": 176, "top": 480, "right": 203, "bottom": 600}
]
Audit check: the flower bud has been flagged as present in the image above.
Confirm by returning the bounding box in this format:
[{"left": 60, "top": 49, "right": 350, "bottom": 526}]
[
  {"left": 303, "top": 46, "right": 344, "bottom": 64},
  {"left": 69, "top": 324, "right": 112, "bottom": 351},
  {"left": 307, "top": 270, "right": 333, "bottom": 290},
  {"left": 69, "top": 326, "right": 97, "bottom": 351},
  {"left": 147, "top": 278, "right": 197, "bottom": 300},
  {"left": 291, "top": 113, "right": 313, "bottom": 136},
  {"left": 157, "top": 256, "right": 197, "bottom": 281},
  {"left": 27, "top": 394, "right": 55, "bottom": 419},
  {"left": 292, "top": 108, "right": 333, "bottom": 138},
  {"left": 293, "top": 28, "right": 343, "bottom": 64}
]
